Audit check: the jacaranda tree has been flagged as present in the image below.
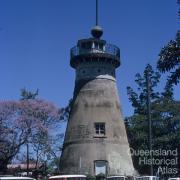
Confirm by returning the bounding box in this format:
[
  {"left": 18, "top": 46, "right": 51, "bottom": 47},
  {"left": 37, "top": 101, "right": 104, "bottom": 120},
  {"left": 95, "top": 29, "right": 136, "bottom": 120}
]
[{"left": 0, "top": 96, "right": 61, "bottom": 174}]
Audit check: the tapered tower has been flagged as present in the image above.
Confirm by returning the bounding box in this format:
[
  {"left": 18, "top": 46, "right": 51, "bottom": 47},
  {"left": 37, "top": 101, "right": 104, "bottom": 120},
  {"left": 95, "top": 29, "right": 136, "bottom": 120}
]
[{"left": 59, "top": 0, "right": 135, "bottom": 177}]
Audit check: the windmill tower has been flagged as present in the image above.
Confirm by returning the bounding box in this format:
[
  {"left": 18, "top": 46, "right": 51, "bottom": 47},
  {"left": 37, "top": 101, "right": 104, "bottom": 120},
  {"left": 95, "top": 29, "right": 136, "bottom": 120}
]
[{"left": 59, "top": 0, "right": 135, "bottom": 177}]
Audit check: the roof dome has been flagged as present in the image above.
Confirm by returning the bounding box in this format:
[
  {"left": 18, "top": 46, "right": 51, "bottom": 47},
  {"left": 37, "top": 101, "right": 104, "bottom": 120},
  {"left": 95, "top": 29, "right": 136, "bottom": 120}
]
[{"left": 91, "top": 25, "right": 103, "bottom": 38}]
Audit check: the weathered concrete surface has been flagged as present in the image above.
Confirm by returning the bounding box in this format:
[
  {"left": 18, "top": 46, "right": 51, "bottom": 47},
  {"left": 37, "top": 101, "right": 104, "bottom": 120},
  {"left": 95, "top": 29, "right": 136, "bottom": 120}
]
[{"left": 59, "top": 73, "right": 136, "bottom": 176}]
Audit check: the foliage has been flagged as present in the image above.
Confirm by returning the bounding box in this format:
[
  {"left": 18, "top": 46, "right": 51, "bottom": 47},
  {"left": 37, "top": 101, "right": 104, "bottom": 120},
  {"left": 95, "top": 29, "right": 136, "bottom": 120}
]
[
  {"left": 126, "top": 64, "right": 180, "bottom": 176},
  {"left": 0, "top": 89, "right": 62, "bottom": 174},
  {"left": 20, "top": 88, "right": 39, "bottom": 100},
  {"left": 0, "top": 101, "right": 27, "bottom": 174},
  {"left": 157, "top": 1, "right": 179, "bottom": 86},
  {"left": 126, "top": 99, "right": 180, "bottom": 175},
  {"left": 127, "top": 64, "right": 161, "bottom": 115},
  {"left": 157, "top": 31, "right": 180, "bottom": 85},
  {"left": 86, "top": 174, "right": 96, "bottom": 180},
  {"left": 60, "top": 99, "right": 72, "bottom": 121}
]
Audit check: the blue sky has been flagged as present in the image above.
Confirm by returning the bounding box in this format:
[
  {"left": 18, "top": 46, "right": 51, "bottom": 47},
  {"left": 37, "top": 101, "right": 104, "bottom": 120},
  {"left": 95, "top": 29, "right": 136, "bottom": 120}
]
[{"left": 0, "top": 0, "right": 179, "bottom": 117}]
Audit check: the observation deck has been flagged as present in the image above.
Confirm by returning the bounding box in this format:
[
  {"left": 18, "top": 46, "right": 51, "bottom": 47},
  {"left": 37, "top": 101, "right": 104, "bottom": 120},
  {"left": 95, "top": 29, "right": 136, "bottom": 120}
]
[{"left": 70, "top": 38, "right": 120, "bottom": 68}]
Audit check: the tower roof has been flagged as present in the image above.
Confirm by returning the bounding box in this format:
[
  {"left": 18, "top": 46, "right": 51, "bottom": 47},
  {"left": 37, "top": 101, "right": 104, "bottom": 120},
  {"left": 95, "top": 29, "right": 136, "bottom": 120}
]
[{"left": 91, "top": 25, "right": 103, "bottom": 39}]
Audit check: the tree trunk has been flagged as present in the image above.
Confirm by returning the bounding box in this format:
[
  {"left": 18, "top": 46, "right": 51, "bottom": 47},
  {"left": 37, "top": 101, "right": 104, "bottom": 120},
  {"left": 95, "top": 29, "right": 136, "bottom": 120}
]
[{"left": 0, "top": 159, "right": 8, "bottom": 175}]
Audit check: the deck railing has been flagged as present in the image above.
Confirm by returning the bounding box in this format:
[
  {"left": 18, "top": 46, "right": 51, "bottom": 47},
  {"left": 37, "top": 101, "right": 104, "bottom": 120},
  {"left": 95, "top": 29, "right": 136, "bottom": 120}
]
[{"left": 70, "top": 43, "right": 120, "bottom": 61}]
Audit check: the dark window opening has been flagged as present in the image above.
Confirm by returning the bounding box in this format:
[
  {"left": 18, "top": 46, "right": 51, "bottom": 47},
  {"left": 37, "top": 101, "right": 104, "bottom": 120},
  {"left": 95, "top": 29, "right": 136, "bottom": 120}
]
[{"left": 94, "top": 123, "right": 105, "bottom": 135}]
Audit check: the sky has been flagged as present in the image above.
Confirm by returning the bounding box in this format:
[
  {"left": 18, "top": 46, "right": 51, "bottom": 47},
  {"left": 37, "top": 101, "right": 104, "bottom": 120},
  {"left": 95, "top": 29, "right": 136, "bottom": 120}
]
[{"left": 0, "top": 0, "right": 179, "bottom": 117}]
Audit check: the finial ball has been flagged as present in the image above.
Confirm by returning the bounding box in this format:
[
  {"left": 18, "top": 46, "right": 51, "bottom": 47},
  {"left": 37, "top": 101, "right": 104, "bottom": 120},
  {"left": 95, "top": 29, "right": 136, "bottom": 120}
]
[{"left": 91, "top": 25, "right": 103, "bottom": 38}]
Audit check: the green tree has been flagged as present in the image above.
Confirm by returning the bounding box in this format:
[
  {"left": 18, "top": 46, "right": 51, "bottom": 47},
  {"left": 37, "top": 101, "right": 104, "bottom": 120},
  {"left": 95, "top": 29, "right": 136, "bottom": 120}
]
[
  {"left": 126, "top": 64, "right": 180, "bottom": 176},
  {"left": 157, "top": 31, "right": 180, "bottom": 85},
  {"left": 127, "top": 64, "right": 161, "bottom": 115},
  {"left": 157, "top": 1, "right": 180, "bottom": 86}
]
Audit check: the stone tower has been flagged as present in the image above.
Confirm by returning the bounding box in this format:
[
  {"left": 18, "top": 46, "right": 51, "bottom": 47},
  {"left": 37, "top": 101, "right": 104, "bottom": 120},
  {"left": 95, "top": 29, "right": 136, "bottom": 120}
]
[{"left": 59, "top": 2, "right": 135, "bottom": 176}]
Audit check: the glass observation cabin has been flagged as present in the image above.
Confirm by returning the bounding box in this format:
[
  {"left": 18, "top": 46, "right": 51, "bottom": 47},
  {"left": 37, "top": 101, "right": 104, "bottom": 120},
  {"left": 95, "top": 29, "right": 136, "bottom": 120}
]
[{"left": 70, "top": 37, "right": 121, "bottom": 68}]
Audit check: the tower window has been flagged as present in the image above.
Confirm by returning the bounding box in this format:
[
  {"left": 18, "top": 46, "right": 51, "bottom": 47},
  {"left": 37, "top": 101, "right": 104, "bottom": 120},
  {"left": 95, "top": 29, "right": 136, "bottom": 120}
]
[
  {"left": 94, "top": 123, "right": 105, "bottom": 135},
  {"left": 94, "top": 160, "right": 108, "bottom": 176}
]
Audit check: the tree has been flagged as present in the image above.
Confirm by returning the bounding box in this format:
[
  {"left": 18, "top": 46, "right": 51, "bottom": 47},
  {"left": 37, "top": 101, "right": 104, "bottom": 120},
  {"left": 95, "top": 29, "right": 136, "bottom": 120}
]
[
  {"left": 0, "top": 101, "right": 28, "bottom": 174},
  {"left": 126, "top": 100, "right": 180, "bottom": 175},
  {"left": 157, "top": 31, "right": 180, "bottom": 85},
  {"left": 20, "top": 88, "right": 39, "bottom": 100},
  {"left": 0, "top": 90, "right": 62, "bottom": 174},
  {"left": 127, "top": 64, "right": 161, "bottom": 115},
  {"left": 19, "top": 89, "right": 65, "bottom": 174},
  {"left": 157, "top": 1, "right": 180, "bottom": 86},
  {"left": 126, "top": 64, "right": 161, "bottom": 174},
  {"left": 126, "top": 64, "right": 180, "bottom": 176}
]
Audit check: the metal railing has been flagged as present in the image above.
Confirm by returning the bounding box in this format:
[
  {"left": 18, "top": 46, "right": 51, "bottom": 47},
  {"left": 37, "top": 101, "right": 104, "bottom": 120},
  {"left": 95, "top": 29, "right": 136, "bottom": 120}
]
[{"left": 70, "top": 43, "right": 120, "bottom": 60}]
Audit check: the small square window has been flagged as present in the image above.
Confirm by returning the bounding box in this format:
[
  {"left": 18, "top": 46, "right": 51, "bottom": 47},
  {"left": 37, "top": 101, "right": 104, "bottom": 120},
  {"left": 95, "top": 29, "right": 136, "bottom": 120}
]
[{"left": 94, "top": 123, "right": 105, "bottom": 135}]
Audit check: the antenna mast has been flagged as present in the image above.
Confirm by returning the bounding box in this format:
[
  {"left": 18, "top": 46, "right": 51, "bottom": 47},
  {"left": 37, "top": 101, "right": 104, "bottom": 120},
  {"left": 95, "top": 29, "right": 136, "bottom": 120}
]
[
  {"left": 91, "top": 0, "right": 103, "bottom": 38},
  {"left": 96, "top": 0, "right": 98, "bottom": 25}
]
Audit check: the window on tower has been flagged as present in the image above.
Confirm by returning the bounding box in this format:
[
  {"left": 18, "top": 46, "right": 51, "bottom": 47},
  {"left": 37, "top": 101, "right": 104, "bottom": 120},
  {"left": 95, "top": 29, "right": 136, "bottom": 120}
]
[
  {"left": 94, "top": 122, "right": 106, "bottom": 135},
  {"left": 94, "top": 160, "right": 108, "bottom": 176}
]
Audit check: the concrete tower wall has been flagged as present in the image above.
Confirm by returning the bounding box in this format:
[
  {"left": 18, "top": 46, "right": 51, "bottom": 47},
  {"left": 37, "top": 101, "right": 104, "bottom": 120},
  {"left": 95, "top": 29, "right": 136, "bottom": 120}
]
[
  {"left": 76, "top": 62, "right": 115, "bottom": 81},
  {"left": 60, "top": 61, "right": 135, "bottom": 176}
]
